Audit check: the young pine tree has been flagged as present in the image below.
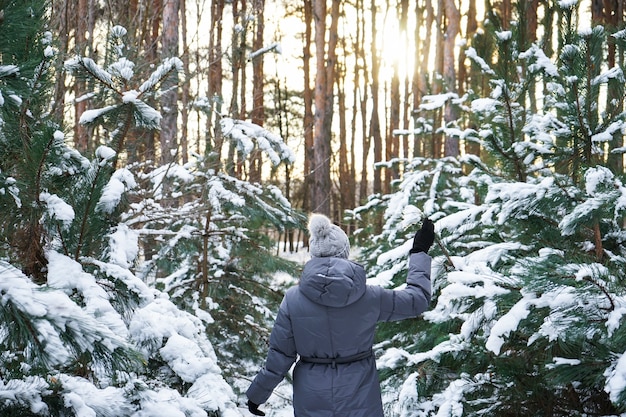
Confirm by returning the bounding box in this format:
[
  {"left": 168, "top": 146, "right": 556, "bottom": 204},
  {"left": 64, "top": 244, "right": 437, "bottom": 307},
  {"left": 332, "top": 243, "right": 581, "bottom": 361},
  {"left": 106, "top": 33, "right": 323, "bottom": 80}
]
[
  {"left": 0, "top": 0, "right": 59, "bottom": 283},
  {"left": 355, "top": 3, "right": 626, "bottom": 416},
  {"left": 1, "top": 10, "right": 243, "bottom": 416}
]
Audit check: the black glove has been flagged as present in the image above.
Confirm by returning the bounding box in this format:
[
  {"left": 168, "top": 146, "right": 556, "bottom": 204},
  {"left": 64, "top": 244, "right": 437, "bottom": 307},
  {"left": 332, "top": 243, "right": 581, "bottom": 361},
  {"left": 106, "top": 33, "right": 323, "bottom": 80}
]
[
  {"left": 410, "top": 218, "right": 435, "bottom": 254},
  {"left": 247, "top": 400, "right": 265, "bottom": 416}
]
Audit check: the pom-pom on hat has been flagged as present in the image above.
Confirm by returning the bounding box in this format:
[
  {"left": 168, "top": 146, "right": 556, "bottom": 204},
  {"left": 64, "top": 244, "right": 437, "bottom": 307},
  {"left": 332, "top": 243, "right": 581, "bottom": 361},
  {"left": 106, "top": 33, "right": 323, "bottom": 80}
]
[{"left": 308, "top": 213, "right": 350, "bottom": 259}]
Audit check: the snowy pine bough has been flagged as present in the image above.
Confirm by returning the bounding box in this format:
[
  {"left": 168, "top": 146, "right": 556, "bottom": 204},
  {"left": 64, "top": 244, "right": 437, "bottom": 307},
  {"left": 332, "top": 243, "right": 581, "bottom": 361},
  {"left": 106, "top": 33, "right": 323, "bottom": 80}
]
[
  {"left": 351, "top": 15, "right": 626, "bottom": 417},
  {"left": 2, "top": 17, "right": 301, "bottom": 417}
]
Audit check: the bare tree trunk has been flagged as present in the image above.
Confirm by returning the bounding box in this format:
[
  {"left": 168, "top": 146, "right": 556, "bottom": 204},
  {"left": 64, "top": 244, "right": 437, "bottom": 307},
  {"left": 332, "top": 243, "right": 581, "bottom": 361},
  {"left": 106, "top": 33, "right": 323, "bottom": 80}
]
[
  {"left": 387, "top": 68, "right": 399, "bottom": 194},
  {"left": 463, "top": 0, "right": 481, "bottom": 165},
  {"left": 227, "top": 0, "right": 246, "bottom": 176},
  {"left": 160, "top": 0, "right": 179, "bottom": 165},
  {"left": 522, "top": 0, "right": 539, "bottom": 112},
  {"left": 145, "top": 3, "right": 161, "bottom": 163},
  {"left": 356, "top": 0, "right": 371, "bottom": 204},
  {"left": 180, "top": 0, "right": 189, "bottom": 165},
  {"left": 342, "top": 9, "right": 357, "bottom": 216},
  {"left": 443, "top": 0, "right": 460, "bottom": 157},
  {"left": 601, "top": 0, "right": 625, "bottom": 174},
  {"left": 542, "top": 0, "right": 555, "bottom": 158},
  {"left": 311, "top": 0, "right": 330, "bottom": 214},
  {"left": 303, "top": 0, "right": 314, "bottom": 215},
  {"left": 503, "top": 0, "right": 512, "bottom": 29},
  {"left": 399, "top": 0, "right": 410, "bottom": 161},
  {"left": 337, "top": 68, "right": 349, "bottom": 218},
  {"left": 194, "top": 0, "right": 203, "bottom": 156},
  {"left": 432, "top": 0, "right": 445, "bottom": 158},
  {"left": 336, "top": 13, "right": 355, "bottom": 219},
  {"left": 386, "top": 0, "right": 403, "bottom": 194},
  {"left": 458, "top": 0, "right": 476, "bottom": 97},
  {"left": 370, "top": 0, "right": 383, "bottom": 195},
  {"left": 238, "top": 0, "right": 249, "bottom": 185},
  {"left": 414, "top": 0, "right": 434, "bottom": 157},
  {"left": 208, "top": 0, "right": 225, "bottom": 167},
  {"left": 228, "top": 0, "right": 242, "bottom": 122},
  {"left": 312, "top": 0, "right": 339, "bottom": 215},
  {"left": 617, "top": 0, "right": 625, "bottom": 175},
  {"left": 50, "top": 0, "right": 69, "bottom": 122},
  {"left": 249, "top": 0, "right": 266, "bottom": 184},
  {"left": 74, "top": 0, "right": 91, "bottom": 153},
  {"left": 273, "top": 72, "right": 296, "bottom": 251},
  {"left": 525, "top": 0, "right": 539, "bottom": 47}
]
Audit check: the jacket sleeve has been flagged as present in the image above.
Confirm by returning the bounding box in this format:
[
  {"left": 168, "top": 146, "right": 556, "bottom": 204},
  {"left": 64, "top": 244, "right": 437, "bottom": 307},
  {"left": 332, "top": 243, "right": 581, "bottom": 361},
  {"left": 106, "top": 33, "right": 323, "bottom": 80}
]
[
  {"left": 377, "top": 251, "right": 432, "bottom": 322},
  {"left": 246, "top": 295, "right": 297, "bottom": 405}
]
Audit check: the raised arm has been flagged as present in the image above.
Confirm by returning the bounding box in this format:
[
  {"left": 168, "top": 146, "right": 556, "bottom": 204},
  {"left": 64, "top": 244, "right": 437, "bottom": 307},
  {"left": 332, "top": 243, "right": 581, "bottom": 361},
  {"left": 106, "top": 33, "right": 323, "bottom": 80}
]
[{"left": 377, "top": 219, "right": 434, "bottom": 322}]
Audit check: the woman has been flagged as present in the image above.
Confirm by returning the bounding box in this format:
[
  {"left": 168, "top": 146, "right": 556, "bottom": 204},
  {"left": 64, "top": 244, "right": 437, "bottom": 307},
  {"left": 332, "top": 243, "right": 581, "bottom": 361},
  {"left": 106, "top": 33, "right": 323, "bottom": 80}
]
[{"left": 246, "top": 213, "right": 434, "bottom": 416}]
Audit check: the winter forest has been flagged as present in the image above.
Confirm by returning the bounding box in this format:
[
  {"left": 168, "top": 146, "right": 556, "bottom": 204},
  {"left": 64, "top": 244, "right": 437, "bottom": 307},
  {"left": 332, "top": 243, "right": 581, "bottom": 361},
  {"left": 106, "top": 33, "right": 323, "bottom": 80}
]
[{"left": 1, "top": 0, "right": 626, "bottom": 415}]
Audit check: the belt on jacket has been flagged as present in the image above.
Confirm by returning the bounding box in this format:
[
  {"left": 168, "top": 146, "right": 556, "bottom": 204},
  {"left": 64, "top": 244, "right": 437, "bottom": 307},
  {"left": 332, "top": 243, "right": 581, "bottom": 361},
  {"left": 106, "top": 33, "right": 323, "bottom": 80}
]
[{"left": 299, "top": 349, "right": 373, "bottom": 369}]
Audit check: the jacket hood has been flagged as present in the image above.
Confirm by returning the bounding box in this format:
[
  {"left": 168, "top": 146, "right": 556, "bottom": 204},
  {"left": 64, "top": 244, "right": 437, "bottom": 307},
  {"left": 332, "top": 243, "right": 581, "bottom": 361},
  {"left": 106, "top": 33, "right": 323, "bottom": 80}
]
[{"left": 299, "top": 257, "right": 366, "bottom": 307}]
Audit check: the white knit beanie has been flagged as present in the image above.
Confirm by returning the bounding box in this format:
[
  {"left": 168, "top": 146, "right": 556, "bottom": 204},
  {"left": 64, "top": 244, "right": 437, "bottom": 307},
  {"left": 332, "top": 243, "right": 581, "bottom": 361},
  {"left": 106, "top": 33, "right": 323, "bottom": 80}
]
[{"left": 308, "top": 214, "right": 350, "bottom": 259}]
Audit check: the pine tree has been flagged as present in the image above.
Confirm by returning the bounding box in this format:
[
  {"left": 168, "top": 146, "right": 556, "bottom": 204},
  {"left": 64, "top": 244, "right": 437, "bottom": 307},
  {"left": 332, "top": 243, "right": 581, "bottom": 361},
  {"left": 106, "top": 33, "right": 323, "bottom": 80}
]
[
  {"left": 0, "top": 7, "right": 249, "bottom": 415},
  {"left": 129, "top": 116, "right": 306, "bottom": 384},
  {"left": 355, "top": 3, "right": 626, "bottom": 416},
  {"left": 62, "top": 19, "right": 306, "bottom": 406},
  {"left": 0, "top": 0, "right": 59, "bottom": 283}
]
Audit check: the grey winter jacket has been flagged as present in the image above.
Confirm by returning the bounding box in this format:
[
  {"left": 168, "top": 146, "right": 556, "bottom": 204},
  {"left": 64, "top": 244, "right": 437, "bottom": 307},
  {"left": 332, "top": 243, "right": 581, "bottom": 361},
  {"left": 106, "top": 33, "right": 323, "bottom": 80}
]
[{"left": 246, "top": 251, "right": 432, "bottom": 416}]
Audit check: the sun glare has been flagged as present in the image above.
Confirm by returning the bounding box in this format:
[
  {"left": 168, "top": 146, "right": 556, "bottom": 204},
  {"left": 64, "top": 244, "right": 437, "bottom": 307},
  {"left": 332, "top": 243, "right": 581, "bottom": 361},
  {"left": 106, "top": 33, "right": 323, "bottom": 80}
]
[{"left": 380, "top": 29, "right": 415, "bottom": 82}]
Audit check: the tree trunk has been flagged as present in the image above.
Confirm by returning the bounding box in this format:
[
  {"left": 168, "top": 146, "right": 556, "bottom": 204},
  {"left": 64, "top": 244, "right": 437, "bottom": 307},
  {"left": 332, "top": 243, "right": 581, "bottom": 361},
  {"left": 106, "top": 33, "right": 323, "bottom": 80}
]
[
  {"left": 227, "top": 0, "right": 246, "bottom": 176},
  {"left": 303, "top": 0, "right": 315, "bottom": 215},
  {"left": 414, "top": 0, "right": 434, "bottom": 157},
  {"left": 370, "top": 0, "right": 383, "bottom": 195},
  {"left": 336, "top": 18, "right": 355, "bottom": 220},
  {"left": 524, "top": 0, "right": 539, "bottom": 113},
  {"left": 238, "top": 0, "right": 249, "bottom": 183},
  {"left": 180, "top": 0, "right": 189, "bottom": 165},
  {"left": 208, "top": 0, "right": 225, "bottom": 168},
  {"left": 160, "top": 0, "right": 179, "bottom": 165},
  {"left": 74, "top": 0, "right": 91, "bottom": 153},
  {"left": 312, "top": 0, "right": 338, "bottom": 215},
  {"left": 144, "top": 4, "right": 161, "bottom": 163},
  {"left": 432, "top": 0, "right": 445, "bottom": 158},
  {"left": 399, "top": 0, "right": 410, "bottom": 161},
  {"left": 601, "top": 0, "right": 625, "bottom": 174},
  {"left": 501, "top": 0, "right": 512, "bottom": 29},
  {"left": 344, "top": 7, "right": 357, "bottom": 215},
  {"left": 463, "top": 0, "right": 481, "bottom": 164},
  {"left": 50, "top": 0, "right": 68, "bottom": 123},
  {"left": 458, "top": 0, "right": 477, "bottom": 97},
  {"left": 443, "top": 0, "right": 460, "bottom": 157},
  {"left": 337, "top": 67, "right": 349, "bottom": 219},
  {"left": 274, "top": 72, "right": 295, "bottom": 251},
  {"left": 387, "top": 73, "right": 399, "bottom": 194},
  {"left": 249, "top": 0, "right": 266, "bottom": 184},
  {"left": 386, "top": 0, "right": 403, "bottom": 194},
  {"left": 357, "top": 0, "right": 371, "bottom": 204}
]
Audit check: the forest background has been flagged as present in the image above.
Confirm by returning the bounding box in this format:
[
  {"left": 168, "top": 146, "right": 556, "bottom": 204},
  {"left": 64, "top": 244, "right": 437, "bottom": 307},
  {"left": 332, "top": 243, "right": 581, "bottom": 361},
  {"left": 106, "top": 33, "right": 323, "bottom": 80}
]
[{"left": 1, "top": 0, "right": 626, "bottom": 416}]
